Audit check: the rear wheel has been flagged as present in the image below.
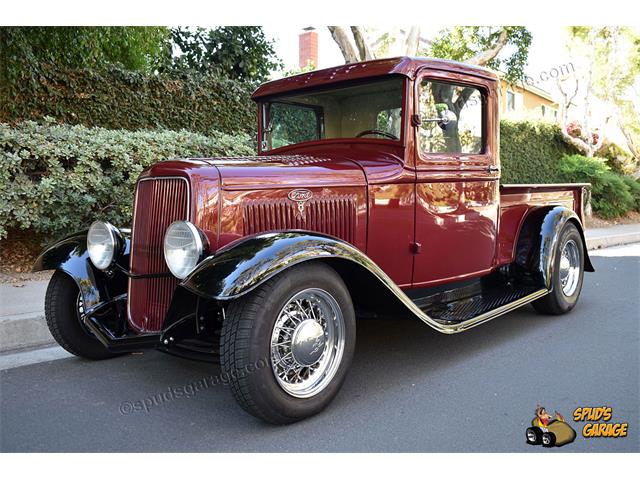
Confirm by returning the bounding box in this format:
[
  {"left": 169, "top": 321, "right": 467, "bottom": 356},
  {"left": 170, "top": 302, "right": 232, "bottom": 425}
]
[
  {"left": 45, "top": 271, "right": 116, "bottom": 360},
  {"left": 220, "top": 263, "right": 356, "bottom": 424},
  {"left": 533, "top": 222, "right": 585, "bottom": 315}
]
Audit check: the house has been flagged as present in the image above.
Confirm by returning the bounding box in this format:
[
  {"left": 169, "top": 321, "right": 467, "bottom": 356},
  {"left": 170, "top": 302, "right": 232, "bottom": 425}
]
[{"left": 499, "top": 80, "right": 559, "bottom": 122}]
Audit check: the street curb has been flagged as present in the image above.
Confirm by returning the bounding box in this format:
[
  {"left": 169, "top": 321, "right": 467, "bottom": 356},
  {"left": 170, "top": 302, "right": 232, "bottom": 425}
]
[
  {"left": 585, "top": 232, "right": 640, "bottom": 250},
  {"left": 1, "top": 235, "right": 638, "bottom": 357},
  {"left": 0, "top": 314, "right": 55, "bottom": 353}
]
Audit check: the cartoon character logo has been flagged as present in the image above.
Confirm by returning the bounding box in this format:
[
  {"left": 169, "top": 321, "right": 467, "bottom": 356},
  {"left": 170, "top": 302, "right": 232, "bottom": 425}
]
[
  {"left": 526, "top": 406, "right": 577, "bottom": 448},
  {"left": 288, "top": 189, "right": 313, "bottom": 218}
]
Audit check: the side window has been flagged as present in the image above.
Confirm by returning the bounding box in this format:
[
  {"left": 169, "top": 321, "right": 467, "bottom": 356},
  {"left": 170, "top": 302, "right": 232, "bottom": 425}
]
[{"left": 418, "top": 80, "right": 484, "bottom": 154}]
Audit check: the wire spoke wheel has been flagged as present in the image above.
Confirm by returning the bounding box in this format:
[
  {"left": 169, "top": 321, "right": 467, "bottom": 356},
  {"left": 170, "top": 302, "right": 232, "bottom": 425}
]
[
  {"left": 559, "top": 239, "right": 580, "bottom": 296},
  {"left": 270, "top": 288, "right": 345, "bottom": 398}
]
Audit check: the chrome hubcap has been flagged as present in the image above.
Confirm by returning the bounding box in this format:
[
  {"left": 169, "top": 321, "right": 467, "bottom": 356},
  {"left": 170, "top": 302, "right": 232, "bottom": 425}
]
[
  {"left": 559, "top": 239, "right": 580, "bottom": 296},
  {"left": 291, "top": 319, "right": 326, "bottom": 366},
  {"left": 270, "top": 288, "right": 345, "bottom": 398}
]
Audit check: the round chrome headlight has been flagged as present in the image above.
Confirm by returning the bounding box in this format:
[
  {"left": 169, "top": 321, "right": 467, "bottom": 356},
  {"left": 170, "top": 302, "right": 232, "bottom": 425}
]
[
  {"left": 87, "top": 221, "right": 120, "bottom": 270},
  {"left": 163, "top": 221, "right": 205, "bottom": 279}
]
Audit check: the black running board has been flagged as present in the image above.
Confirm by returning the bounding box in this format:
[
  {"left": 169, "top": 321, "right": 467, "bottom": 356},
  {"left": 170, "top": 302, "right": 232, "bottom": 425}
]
[
  {"left": 423, "top": 288, "right": 548, "bottom": 333},
  {"left": 402, "top": 286, "right": 549, "bottom": 334}
]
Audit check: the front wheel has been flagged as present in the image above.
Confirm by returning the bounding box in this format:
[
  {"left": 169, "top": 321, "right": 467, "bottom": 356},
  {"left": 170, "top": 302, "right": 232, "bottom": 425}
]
[
  {"left": 220, "top": 263, "right": 356, "bottom": 424},
  {"left": 533, "top": 222, "right": 585, "bottom": 315},
  {"left": 45, "top": 271, "right": 117, "bottom": 360}
]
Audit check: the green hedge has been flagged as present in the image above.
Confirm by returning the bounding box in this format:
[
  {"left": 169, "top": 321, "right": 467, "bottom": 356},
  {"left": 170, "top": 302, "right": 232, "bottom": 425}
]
[
  {"left": 0, "top": 65, "right": 256, "bottom": 137},
  {"left": 0, "top": 119, "right": 254, "bottom": 241},
  {"left": 557, "top": 154, "right": 638, "bottom": 219},
  {"left": 500, "top": 120, "right": 580, "bottom": 184}
]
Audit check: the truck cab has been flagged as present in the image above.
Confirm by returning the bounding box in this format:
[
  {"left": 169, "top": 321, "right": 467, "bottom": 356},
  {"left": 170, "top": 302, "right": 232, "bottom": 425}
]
[{"left": 35, "top": 57, "right": 594, "bottom": 424}]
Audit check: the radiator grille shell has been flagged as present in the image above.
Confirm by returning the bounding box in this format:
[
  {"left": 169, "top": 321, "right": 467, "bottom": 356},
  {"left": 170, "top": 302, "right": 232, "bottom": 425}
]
[{"left": 128, "top": 177, "right": 189, "bottom": 333}]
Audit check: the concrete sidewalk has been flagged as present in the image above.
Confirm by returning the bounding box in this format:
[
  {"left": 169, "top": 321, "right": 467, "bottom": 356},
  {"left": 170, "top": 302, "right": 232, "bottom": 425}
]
[{"left": 1, "top": 223, "right": 639, "bottom": 355}]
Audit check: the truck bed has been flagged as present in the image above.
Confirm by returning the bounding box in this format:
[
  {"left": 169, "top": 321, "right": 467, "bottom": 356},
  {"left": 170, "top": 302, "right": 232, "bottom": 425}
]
[{"left": 496, "top": 183, "right": 591, "bottom": 266}]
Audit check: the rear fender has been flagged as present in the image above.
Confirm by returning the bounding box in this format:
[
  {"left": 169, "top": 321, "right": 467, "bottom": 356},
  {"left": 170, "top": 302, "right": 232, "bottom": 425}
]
[{"left": 516, "top": 206, "right": 594, "bottom": 289}]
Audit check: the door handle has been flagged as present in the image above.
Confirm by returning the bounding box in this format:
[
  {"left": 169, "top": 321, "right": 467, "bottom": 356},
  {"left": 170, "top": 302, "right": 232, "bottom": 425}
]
[{"left": 487, "top": 165, "right": 500, "bottom": 174}]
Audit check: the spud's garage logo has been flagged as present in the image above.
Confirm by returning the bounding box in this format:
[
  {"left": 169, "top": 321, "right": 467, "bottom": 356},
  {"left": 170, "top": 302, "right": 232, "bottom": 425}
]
[
  {"left": 573, "top": 406, "right": 628, "bottom": 438},
  {"left": 526, "top": 406, "right": 577, "bottom": 448}
]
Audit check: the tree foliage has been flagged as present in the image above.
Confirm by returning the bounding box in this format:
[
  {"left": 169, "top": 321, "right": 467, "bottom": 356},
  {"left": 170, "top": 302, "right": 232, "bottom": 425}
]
[
  {"left": 558, "top": 27, "right": 640, "bottom": 160},
  {"left": 427, "top": 27, "right": 532, "bottom": 82},
  {"left": 164, "top": 27, "right": 282, "bottom": 83},
  {"left": 0, "top": 26, "right": 170, "bottom": 85}
]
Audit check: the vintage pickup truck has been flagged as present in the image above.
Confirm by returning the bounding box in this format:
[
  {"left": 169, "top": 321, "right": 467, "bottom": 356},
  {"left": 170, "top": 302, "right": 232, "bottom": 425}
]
[{"left": 34, "top": 57, "right": 593, "bottom": 424}]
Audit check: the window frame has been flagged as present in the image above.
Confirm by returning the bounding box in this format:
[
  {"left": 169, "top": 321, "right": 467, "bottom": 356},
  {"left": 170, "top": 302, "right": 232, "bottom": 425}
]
[
  {"left": 257, "top": 75, "right": 408, "bottom": 154},
  {"left": 415, "top": 74, "right": 488, "bottom": 159},
  {"left": 507, "top": 90, "right": 516, "bottom": 112}
]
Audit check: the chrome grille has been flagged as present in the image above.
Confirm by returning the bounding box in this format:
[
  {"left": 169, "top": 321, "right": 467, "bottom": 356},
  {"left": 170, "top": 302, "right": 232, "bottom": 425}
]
[{"left": 128, "top": 177, "right": 189, "bottom": 332}]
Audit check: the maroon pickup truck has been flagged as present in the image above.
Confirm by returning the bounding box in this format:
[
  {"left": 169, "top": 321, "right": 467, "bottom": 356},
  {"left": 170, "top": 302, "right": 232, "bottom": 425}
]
[{"left": 34, "top": 57, "right": 593, "bottom": 424}]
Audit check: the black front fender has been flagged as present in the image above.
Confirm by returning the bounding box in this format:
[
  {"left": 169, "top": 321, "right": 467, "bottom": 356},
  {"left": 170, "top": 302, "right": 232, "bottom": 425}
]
[
  {"left": 182, "top": 232, "right": 372, "bottom": 301},
  {"left": 32, "top": 231, "right": 130, "bottom": 310}
]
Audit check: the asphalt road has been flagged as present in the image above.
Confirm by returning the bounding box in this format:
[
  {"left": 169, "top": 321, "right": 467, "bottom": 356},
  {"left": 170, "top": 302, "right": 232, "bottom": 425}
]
[{"left": 1, "top": 244, "right": 638, "bottom": 452}]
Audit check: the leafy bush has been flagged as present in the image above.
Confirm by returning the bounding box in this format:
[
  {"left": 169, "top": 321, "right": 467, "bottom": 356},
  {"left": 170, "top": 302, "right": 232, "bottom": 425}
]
[
  {"left": 557, "top": 154, "right": 635, "bottom": 218},
  {"left": 598, "top": 140, "right": 637, "bottom": 175},
  {"left": 0, "top": 119, "right": 254, "bottom": 241},
  {"left": 500, "top": 120, "right": 580, "bottom": 184},
  {"left": 0, "top": 65, "right": 256, "bottom": 137},
  {"left": 621, "top": 176, "right": 640, "bottom": 212}
]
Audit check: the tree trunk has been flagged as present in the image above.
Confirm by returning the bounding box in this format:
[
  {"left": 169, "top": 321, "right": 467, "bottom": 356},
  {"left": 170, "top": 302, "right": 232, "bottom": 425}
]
[
  {"left": 350, "top": 26, "right": 375, "bottom": 61},
  {"left": 466, "top": 29, "right": 509, "bottom": 66},
  {"left": 328, "top": 26, "right": 360, "bottom": 63},
  {"left": 618, "top": 118, "right": 640, "bottom": 160},
  {"left": 404, "top": 26, "right": 420, "bottom": 56}
]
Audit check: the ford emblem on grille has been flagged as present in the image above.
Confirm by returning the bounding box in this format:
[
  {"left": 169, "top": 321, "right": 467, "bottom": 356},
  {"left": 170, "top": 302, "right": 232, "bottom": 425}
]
[{"left": 288, "top": 189, "right": 313, "bottom": 218}]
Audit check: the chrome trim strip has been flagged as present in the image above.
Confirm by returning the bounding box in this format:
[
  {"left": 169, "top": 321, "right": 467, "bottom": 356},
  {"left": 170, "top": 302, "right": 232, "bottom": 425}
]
[{"left": 183, "top": 231, "right": 549, "bottom": 335}]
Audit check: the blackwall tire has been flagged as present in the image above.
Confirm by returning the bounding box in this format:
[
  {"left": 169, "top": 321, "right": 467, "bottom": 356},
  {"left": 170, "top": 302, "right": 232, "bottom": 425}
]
[
  {"left": 44, "top": 271, "right": 117, "bottom": 360},
  {"left": 533, "top": 222, "right": 585, "bottom": 315},
  {"left": 220, "top": 262, "right": 356, "bottom": 424}
]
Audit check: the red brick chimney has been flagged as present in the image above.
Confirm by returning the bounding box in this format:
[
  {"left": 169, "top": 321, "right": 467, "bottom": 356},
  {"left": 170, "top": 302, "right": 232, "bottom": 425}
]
[{"left": 299, "top": 28, "right": 318, "bottom": 69}]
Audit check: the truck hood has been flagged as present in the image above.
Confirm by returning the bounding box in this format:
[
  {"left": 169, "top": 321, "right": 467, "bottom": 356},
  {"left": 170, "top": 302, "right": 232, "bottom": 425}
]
[{"left": 201, "top": 154, "right": 367, "bottom": 189}]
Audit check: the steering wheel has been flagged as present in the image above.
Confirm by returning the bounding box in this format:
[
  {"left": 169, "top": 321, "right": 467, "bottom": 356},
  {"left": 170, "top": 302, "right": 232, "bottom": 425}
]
[{"left": 355, "top": 129, "right": 398, "bottom": 140}]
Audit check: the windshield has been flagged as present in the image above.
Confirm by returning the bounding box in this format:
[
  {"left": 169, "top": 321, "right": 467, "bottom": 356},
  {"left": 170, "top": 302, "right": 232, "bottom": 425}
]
[{"left": 261, "top": 77, "right": 404, "bottom": 151}]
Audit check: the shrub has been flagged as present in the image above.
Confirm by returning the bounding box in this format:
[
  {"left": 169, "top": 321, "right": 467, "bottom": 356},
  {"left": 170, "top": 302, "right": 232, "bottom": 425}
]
[
  {"left": 500, "top": 120, "right": 580, "bottom": 184},
  {"left": 557, "top": 154, "right": 635, "bottom": 219},
  {"left": 621, "top": 176, "right": 640, "bottom": 212},
  {"left": 0, "top": 119, "right": 254, "bottom": 241},
  {"left": 0, "top": 65, "right": 257, "bottom": 137},
  {"left": 598, "top": 140, "right": 637, "bottom": 175}
]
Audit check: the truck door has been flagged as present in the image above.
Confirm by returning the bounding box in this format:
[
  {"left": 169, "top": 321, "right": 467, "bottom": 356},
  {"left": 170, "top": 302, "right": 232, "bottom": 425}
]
[{"left": 412, "top": 71, "right": 500, "bottom": 287}]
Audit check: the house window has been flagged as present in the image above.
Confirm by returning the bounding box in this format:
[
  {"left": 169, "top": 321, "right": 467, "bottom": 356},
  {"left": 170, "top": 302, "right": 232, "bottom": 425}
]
[
  {"left": 541, "top": 105, "right": 546, "bottom": 117},
  {"left": 418, "top": 79, "right": 484, "bottom": 154},
  {"left": 507, "top": 91, "right": 516, "bottom": 112}
]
